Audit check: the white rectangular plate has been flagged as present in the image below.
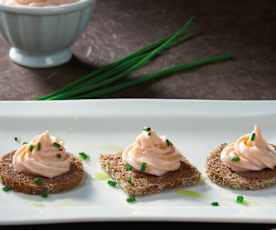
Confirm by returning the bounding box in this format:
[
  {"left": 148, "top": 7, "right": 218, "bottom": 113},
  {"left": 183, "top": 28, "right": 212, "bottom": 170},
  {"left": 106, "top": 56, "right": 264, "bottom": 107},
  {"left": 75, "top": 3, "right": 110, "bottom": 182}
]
[{"left": 1, "top": 99, "right": 276, "bottom": 225}]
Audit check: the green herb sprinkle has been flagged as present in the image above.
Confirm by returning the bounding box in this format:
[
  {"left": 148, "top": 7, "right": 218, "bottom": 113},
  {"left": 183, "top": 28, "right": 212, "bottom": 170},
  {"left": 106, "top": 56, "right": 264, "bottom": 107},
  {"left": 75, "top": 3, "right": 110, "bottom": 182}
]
[
  {"left": 143, "top": 127, "right": 151, "bottom": 132},
  {"left": 211, "top": 202, "right": 220, "bottom": 207},
  {"left": 107, "top": 180, "right": 117, "bottom": 187},
  {"left": 140, "top": 162, "right": 147, "bottom": 172},
  {"left": 236, "top": 195, "right": 245, "bottom": 204},
  {"left": 250, "top": 133, "right": 256, "bottom": 141},
  {"left": 166, "top": 139, "right": 173, "bottom": 146},
  {"left": 127, "top": 177, "right": 133, "bottom": 185},
  {"left": 28, "top": 145, "right": 34, "bottom": 152},
  {"left": 231, "top": 156, "right": 240, "bottom": 162},
  {"left": 143, "top": 127, "right": 151, "bottom": 136},
  {"left": 2, "top": 186, "right": 11, "bottom": 192},
  {"left": 78, "top": 152, "right": 90, "bottom": 161},
  {"left": 40, "top": 190, "right": 48, "bottom": 198},
  {"left": 36, "top": 142, "right": 41, "bottom": 151},
  {"left": 125, "top": 164, "right": 133, "bottom": 171},
  {"left": 14, "top": 137, "right": 20, "bottom": 144},
  {"left": 127, "top": 196, "right": 136, "bottom": 203},
  {"left": 53, "top": 142, "right": 61, "bottom": 149},
  {"left": 33, "top": 177, "right": 44, "bottom": 185}
]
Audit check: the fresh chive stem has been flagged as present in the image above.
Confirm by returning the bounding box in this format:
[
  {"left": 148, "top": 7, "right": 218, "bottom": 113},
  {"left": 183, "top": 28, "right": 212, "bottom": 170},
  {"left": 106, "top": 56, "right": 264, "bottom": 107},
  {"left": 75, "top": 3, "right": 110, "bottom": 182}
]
[
  {"left": 71, "top": 54, "right": 233, "bottom": 99},
  {"left": 39, "top": 32, "right": 194, "bottom": 100},
  {"left": 46, "top": 38, "right": 191, "bottom": 100},
  {"left": 47, "top": 53, "right": 149, "bottom": 100},
  {"left": 37, "top": 18, "right": 195, "bottom": 100},
  {"left": 37, "top": 33, "right": 174, "bottom": 100},
  {"left": 36, "top": 17, "right": 233, "bottom": 101}
]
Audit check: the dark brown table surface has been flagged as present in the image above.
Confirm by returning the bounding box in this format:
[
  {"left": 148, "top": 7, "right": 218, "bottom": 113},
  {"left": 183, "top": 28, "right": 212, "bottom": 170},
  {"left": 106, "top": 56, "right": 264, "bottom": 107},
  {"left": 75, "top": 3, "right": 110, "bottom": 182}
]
[
  {"left": 1, "top": 0, "right": 276, "bottom": 229},
  {"left": 0, "top": 0, "right": 275, "bottom": 100}
]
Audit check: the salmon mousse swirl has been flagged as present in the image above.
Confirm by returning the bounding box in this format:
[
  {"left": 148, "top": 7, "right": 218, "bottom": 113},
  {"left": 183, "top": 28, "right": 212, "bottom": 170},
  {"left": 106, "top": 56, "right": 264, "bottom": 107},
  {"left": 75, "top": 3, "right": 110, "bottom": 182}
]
[
  {"left": 12, "top": 131, "right": 72, "bottom": 178},
  {"left": 221, "top": 126, "right": 276, "bottom": 172},
  {"left": 122, "top": 127, "right": 184, "bottom": 176}
]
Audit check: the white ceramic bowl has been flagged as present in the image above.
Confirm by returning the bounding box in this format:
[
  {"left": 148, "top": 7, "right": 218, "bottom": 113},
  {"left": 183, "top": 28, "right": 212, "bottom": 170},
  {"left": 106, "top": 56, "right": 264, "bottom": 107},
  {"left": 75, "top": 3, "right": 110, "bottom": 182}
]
[{"left": 0, "top": 0, "right": 95, "bottom": 68}]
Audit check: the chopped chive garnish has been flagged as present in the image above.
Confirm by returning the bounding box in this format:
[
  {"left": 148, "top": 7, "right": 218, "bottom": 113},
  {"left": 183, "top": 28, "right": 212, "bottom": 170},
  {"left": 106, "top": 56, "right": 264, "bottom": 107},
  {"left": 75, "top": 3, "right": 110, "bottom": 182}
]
[
  {"left": 166, "top": 139, "right": 173, "bottom": 146},
  {"left": 28, "top": 145, "right": 34, "bottom": 152},
  {"left": 14, "top": 137, "right": 28, "bottom": 145},
  {"left": 40, "top": 190, "right": 48, "bottom": 198},
  {"left": 2, "top": 186, "right": 11, "bottom": 192},
  {"left": 14, "top": 137, "right": 20, "bottom": 144},
  {"left": 36, "top": 143, "right": 41, "bottom": 151},
  {"left": 231, "top": 155, "right": 240, "bottom": 162},
  {"left": 140, "top": 162, "right": 147, "bottom": 172},
  {"left": 143, "top": 127, "right": 151, "bottom": 136},
  {"left": 125, "top": 163, "right": 133, "bottom": 171},
  {"left": 236, "top": 195, "right": 245, "bottom": 204},
  {"left": 127, "top": 196, "right": 136, "bottom": 203},
  {"left": 33, "top": 177, "right": 44, "bottom": 185},
  {"left": 53, "top": 142, "right": 61, "bottom": 149},
  {"left": 107, "top": 180, "right": 117, "bottom": 187},
  {"left": 143, "top": 127, "right": 151, "bottom": 132},
  {"left": 127, "top": 177, "right": 133, "bottom": 185},
  {"left": 211, "top": 202, "right": 219, "bottom": 206},
  {"left": 250, "top": 133, "right": 256, "bottom": 141},
  {"left": 78, "top": 152, "right": 90, "bottom": 161}
]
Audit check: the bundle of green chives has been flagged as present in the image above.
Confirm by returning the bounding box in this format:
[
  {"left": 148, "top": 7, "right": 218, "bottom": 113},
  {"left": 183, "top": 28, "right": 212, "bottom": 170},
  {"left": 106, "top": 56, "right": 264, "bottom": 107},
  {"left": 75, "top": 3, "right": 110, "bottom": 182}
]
[{"left": 37, "top": 17, "right": 233, "bottom": 101}]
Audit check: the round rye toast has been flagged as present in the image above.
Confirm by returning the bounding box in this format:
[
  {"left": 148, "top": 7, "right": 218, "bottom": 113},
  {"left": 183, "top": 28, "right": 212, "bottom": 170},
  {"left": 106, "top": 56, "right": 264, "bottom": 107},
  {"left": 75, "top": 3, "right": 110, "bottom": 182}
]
[
  {"left": 0, "top": 151, "right": 84, "bottom": 195},
  {"left": 207, "top": 144, "right": 276, "bottom": 190}
]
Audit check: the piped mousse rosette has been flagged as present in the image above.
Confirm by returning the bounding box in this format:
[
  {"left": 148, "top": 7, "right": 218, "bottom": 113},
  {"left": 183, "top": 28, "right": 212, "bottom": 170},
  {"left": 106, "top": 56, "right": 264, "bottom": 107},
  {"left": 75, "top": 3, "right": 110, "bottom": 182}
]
[
  {"left": 0, "top": 131, "right": 84, "bottom": 195},
  {"left": 207, "top": 126, "right": 276, "bottom": 190},
  {"left": 100, "top": 127, "right": 201, "bottom": 196}
]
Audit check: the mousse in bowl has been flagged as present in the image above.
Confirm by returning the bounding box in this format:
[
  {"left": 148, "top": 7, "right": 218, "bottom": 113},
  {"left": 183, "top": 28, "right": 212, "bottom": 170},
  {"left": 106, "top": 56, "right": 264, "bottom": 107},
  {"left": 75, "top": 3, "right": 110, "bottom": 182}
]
[{"left": 0, "top": 0, "right": 95, "bottom": 68}]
